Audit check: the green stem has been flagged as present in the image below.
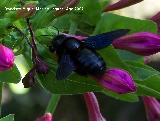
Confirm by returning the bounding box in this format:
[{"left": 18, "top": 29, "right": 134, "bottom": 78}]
[
  {"left": 45, "top": 94, "right": 61, "bottom": 114},
  {"left": 69, "top": 21, "right": 78, "bottom": 34}
]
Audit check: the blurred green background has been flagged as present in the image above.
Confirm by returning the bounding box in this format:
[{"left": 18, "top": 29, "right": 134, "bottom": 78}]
[{"left": 1, "top": 84, "right": 147, "bottom": 121}]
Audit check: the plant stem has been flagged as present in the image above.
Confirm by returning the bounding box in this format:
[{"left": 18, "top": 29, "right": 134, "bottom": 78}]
[
  {"left": 26, "top": 18, "right": 38, "bottom": 64},
  {"left": 45, "top": 94, "right": 61, "bottom": 114},
  {"left": 26, "top": 18, "right": 37, "bottom": 51}
]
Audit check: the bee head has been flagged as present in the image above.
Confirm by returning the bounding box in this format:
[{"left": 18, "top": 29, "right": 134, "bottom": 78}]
[{"left": 49, "top": 34, "right": 67, "bottom": 52}]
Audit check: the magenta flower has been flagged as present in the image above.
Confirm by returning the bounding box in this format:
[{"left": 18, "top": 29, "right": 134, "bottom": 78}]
[
  {"left": 84, "top": 92, "right": 106, "bottom": 121},
  {"left": 0, "top": 44, "right": 14, "bottom": 71},
  {"left": 35, "top": 113, "right": 52, "bottom": 121},
  {"left": 112, "top": 32, "right": 160, "bottom": 56},
  {"left": 150, "top": 12, "right": 160, "bottom": 33},
  {"left": 143, "top": 96, "right": 160, "bottom": 121},
  {"left": 103, "top": 0, "right": 143, "bottom": 12},
  {"left": 95, "top": 69, "right": 136, "bottom": 94}
]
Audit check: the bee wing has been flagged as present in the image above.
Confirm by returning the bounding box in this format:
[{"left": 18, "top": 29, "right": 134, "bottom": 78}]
[
  {"left": 56, "top": 53, "right": 75, "bottom": 80},
  {"left": 82, "top": 29, "right": 129, "bottom": 49}
]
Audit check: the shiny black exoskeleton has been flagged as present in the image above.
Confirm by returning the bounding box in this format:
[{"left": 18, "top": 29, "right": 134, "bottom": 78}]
[{"left": 49, "top": 29, "right": 129, "bottom": 80}]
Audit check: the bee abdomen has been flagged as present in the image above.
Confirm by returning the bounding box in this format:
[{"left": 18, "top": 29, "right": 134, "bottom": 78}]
[{"left": 75, "top": 49, "right": 106, "bottom": 75}]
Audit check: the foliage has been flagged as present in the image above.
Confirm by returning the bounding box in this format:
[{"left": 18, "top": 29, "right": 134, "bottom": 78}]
[
  {"left": 0, "top": 0, "right": 160, "bottom": 119},
  {"left": 0, "top": 115, "right": 14, "bottom": 121}
]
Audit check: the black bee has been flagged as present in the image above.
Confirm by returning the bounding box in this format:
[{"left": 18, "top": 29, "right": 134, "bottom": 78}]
[{"left": 49, "top": 29, "right": 129, "bottom": 80}]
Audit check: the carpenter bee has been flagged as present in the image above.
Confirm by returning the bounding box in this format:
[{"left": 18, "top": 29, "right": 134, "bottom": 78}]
[{"left": 49, "top": 29, "right": 129, "bottom": 80}]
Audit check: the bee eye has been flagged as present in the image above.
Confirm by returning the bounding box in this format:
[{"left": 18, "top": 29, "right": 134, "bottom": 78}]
[{"left": 49, "top": 46, "right": 55, "bottom": 52}]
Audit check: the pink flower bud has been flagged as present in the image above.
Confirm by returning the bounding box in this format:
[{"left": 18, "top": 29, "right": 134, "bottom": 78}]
[
  {"left": 103, "top": 0, "right": 143, "bottom": 12},
  {"left": 83, "top": 92, "right": 106, "bottom": 121},
  {"left": 35, "top": 113, "right": 52, "bottom": 121},
  {"left": 143, "top": 96, "right": 160, "bottom": 121},
  {"left": 95, "top": 69, "right": 136, "bottom": 94},
  {"left": 0, "top": 44, "right": 14, "bottom": 71},
  {"left": 150, "top": 11, "right": 160, "bottom": 33},
  {"left": 22, "top": 68, "right": 36, "bottom": 88},
  {"left": 35, "top": 57, "right": 49, "bottom": 74},
  {"left": 112, "top": 32, "right": 160, "bottom": 56}
]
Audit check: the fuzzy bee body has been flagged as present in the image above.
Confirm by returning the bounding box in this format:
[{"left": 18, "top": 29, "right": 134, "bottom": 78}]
[
  {"left": 49, "top": 29, "right": 129, "bottom": 80},
  {"left": 74, "top": 48, "right": 106, "bottom": 76}
]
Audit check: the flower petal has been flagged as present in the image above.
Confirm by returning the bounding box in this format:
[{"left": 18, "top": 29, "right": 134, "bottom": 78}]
[
  {"left": 143, "top": 96, "right": 160, "bottom": 121},
  {"left": 84, "top": 92, "right": 106, "bottom": 121},
  {"left": 112, "top": 32, "right": 160, "bottom": 56},
  {"left": 0, "top": 44, "right": 14, "bottom": 72},
  {"left": 96, "top": 69, "right": 136, "bottom": 94},
  {"left": 150, "top": 11, "right": 160, "bottom": 33},
  {"left": 35, "top": 113, "right": 52, "bottom": 121}
]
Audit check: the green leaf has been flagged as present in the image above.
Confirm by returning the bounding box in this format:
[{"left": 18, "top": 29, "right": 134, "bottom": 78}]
[
  {"left": 136, "top": 75, "right": 160, "bottom": 99},
  {"left": 0, "top": 0, "right": 19, "bottom": 17},
  {"left": 126, "top": 61, "right": 160, "bottom": 80},
  {"left": 39, "top": 61, "right": 102, "bottom": 94},
  {"left": 93, "top": 13, "right": 157, "bottom": 34},
  {"left": 35, "top": 26, "right": 58, "bottom": 45},
  {"left": 0, "top": 65, "right": 21, "bottom": 83},
  {"left": 138, "top": 79, "right": 160, "bottom": 98},
  {"left": 38, "top": 0, "right": 63, "bottom": 7},
  {"left": 0, "top": 18, "right": 11, "bottom": 29},
  {"left": 99, "top": 46, "right": 138, "bottom": 80},
  {"left": 0, "top": 114, "right": 14, "bottom": 121},
  {"left": 102, "top": 90, "right": 139, "bottom": 102},
  {"left": 0, "top": 18, "right": 11, "bottom": 36},
  {"left": 117, "top": 50, "right": 143, "bottom": 62},
  {"left": 99, "top": 0, "right": 109, "bottom": 8},
  {"left": 53, "top": 15, "right": 71, "bottom": 31},
  {"left": 76, "top": 0, "right": 101, "bottom": 25},
  {"left": 32, "top": 4, "right": 56, "bottom": 29},
  {"left": 125, "top": 61, "right": 160, "bottom": 99}
]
